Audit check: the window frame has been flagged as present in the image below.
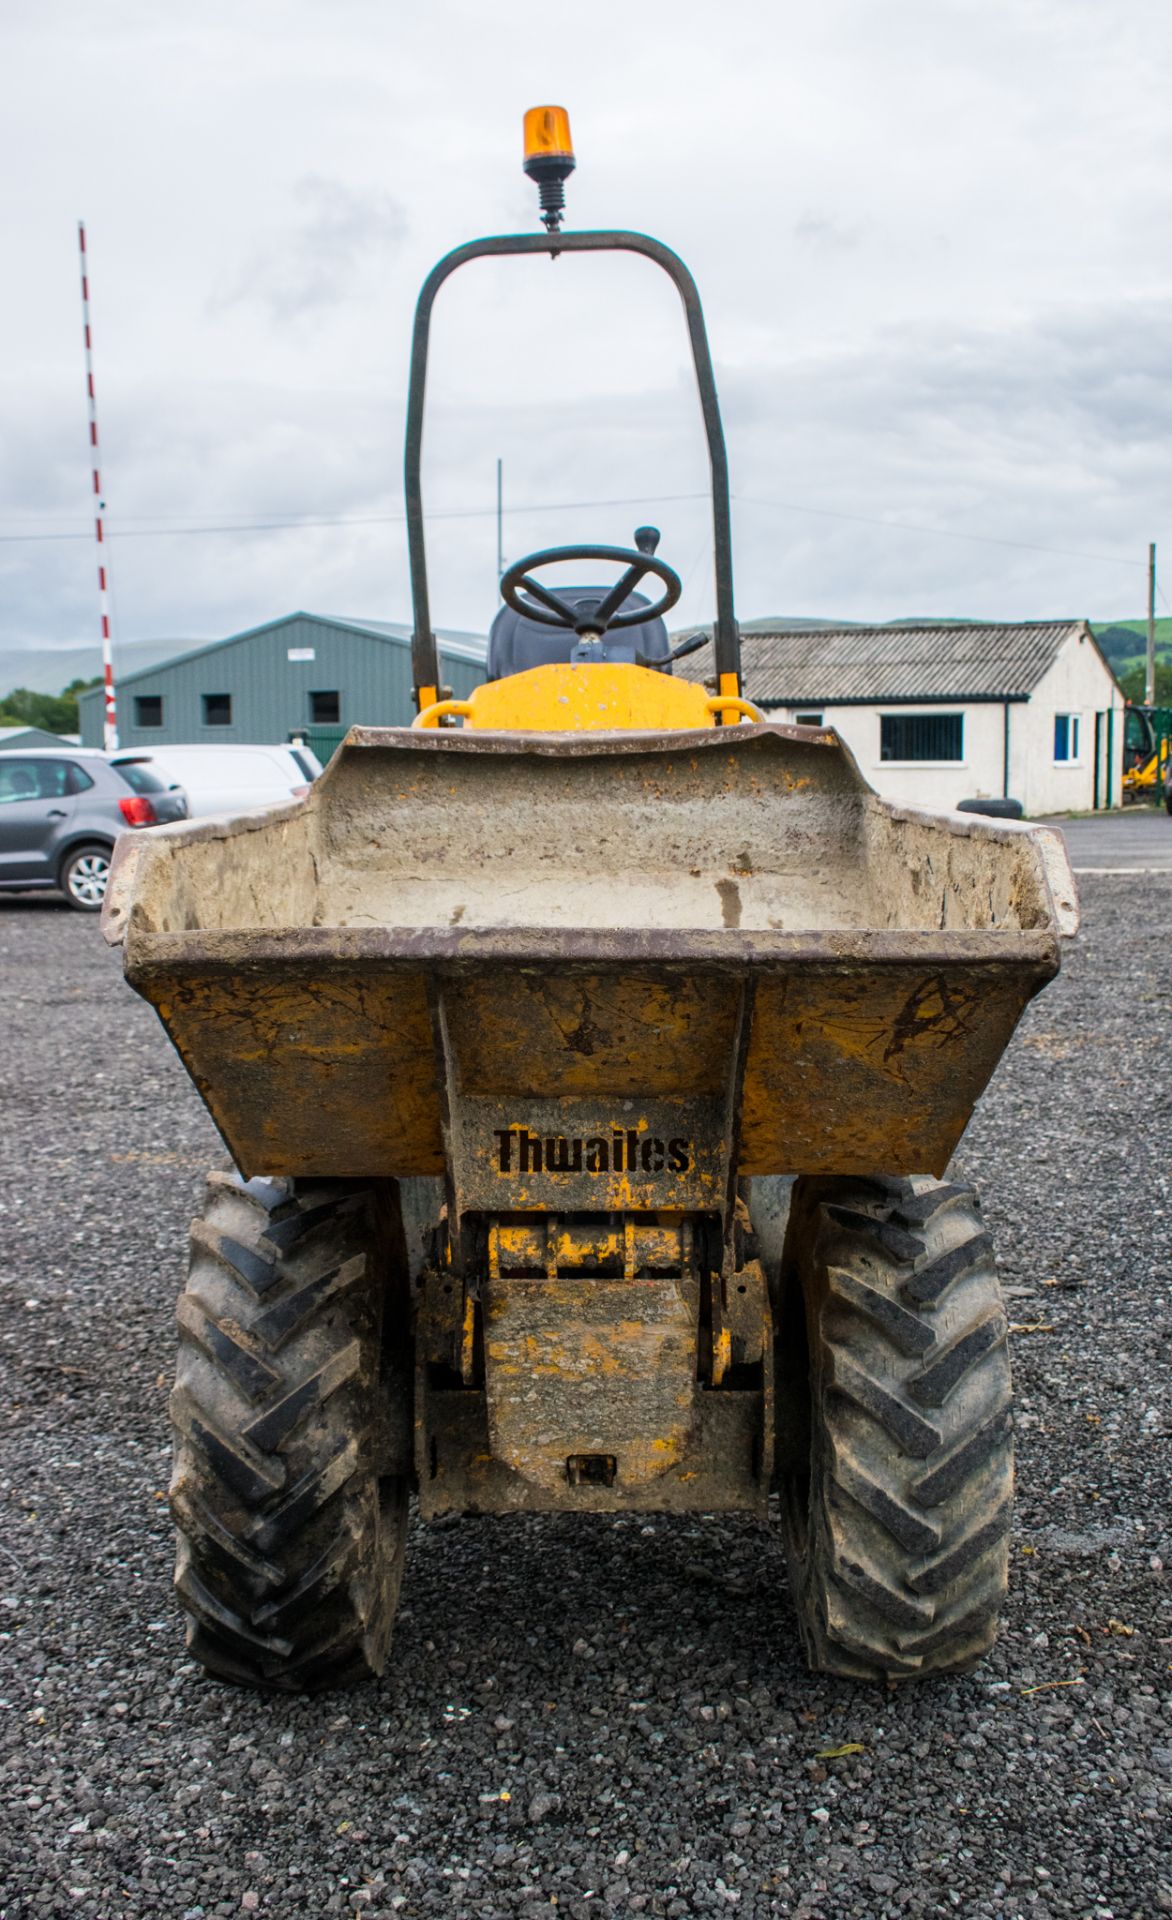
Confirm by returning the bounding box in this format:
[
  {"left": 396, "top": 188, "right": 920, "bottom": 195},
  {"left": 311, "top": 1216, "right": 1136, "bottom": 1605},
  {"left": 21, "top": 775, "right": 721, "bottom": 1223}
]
[
  {"left": 112, "top": 759, "right": 168, "bottom": 796},
  {"left": 0, "top": 757, "right": 72, "bottom": 803},
  {"left": 309, "top": 689, "right": 341, "bottom": 725},
  {"left": 793, "top": 710, "right": 824, "bottom": 728},
  {"left": 878, "top": 710, "right": 965, "bottom": 766},
  {"left": 1053, "top": 712, "right": 1081, "bottom": 764},
  {"left": 133, "top": 693, "right": 164, "bottom": 728},
  {"left": 201, "top": 692, "right": 233, "bottom": 728},
  {"left": 0, "top": 758, "right": 40, "bottom": 804}
]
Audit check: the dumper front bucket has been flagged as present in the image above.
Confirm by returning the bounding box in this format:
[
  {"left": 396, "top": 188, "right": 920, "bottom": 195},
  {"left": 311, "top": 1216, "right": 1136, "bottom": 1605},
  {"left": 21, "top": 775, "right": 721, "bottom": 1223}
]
[{"left": 104, "top": 723, "right": 1077, "bottom": 1196}]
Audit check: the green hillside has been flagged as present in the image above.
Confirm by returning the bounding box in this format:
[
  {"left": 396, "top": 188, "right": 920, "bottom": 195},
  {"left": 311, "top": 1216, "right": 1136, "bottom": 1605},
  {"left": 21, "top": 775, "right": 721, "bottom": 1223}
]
[
  {"left": 1091, "top": 619, "right": 1172, "bottom": 705},
  {"left": 1091, "top": 617, "right": 1172, "bottom": 666}
]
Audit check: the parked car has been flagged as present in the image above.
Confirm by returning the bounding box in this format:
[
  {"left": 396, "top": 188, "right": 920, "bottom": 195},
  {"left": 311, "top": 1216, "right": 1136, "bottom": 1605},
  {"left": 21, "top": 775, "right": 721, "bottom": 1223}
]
[
  {"left": 110, "top": 743, "right": 322, "bottom": 820},
  {"left": 103, "top": 754, "right": 191, "bottom": 823},
  {"left": 0, "top": 748, "right": 188, "bottom": 911}
]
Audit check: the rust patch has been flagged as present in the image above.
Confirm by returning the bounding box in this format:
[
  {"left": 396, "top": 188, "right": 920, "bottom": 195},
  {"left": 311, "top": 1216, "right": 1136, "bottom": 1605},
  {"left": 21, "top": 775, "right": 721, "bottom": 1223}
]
[
  {"left": 716, "top": 879, "right": 742, "bottom": 928},
  {"left": 137, "top": 966, "right": 444, "bottom": 1178},
  {"left": 536, "top": 979, "right": 610, "bottom": 1059},
  {"left": 883, "top": 973, "right": 977, "bottom": 1068},
  {"left": 740, "top": 960, "right": 1049, "bottom": 1175},
  {"left": 482, "top": 1272, "right": 699, "bottom": 1491},
  {"left": 445, "top": 970, "right": 741, "bottom": 1099}
]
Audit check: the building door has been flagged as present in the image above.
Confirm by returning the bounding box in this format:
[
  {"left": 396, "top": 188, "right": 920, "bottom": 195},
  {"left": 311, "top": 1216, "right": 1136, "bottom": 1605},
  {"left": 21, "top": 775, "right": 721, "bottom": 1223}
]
[{"left": 293, "top": 725, "right": 348, "bottom": 764}]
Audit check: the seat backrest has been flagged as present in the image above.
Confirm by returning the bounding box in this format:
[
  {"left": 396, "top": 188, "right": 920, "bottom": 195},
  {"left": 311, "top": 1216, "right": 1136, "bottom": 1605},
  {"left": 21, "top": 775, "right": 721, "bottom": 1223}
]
[{"left": 487, "top": 588, "right": 670, "bottom": 682}]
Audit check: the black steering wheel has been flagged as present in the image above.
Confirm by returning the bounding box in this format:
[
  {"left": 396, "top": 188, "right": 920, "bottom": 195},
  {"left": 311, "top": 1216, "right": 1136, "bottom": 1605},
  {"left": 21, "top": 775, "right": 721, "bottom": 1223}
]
[{"left": 500, "top": 529, "right": 682, "bottom": 634}]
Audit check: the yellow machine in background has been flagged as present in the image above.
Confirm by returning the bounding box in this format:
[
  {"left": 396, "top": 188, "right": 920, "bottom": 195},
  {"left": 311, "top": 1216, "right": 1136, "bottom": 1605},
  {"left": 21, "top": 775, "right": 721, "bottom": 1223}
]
[{"left": 1123, "top": 703, "right": 1172, "bottom": 808}]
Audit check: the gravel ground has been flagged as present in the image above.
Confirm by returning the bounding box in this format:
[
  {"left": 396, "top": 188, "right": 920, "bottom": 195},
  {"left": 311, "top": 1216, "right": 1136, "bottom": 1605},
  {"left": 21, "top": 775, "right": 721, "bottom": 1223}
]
[{"left": 0, "top": 876, "right": 1169, "bottom": 1920}]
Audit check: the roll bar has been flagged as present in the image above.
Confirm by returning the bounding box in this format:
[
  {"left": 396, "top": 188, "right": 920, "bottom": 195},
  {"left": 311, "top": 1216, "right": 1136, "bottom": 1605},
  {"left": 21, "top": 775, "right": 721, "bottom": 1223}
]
[{"left": 403, "top": 229, "right": 740, "bottom": 705}]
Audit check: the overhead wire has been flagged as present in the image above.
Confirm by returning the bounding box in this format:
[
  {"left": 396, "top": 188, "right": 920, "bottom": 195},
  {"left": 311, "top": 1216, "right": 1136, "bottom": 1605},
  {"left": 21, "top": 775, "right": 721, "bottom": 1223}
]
[
  {"left": 733, "top": 493, "right": 1148, "bottom": 572},
  {"left": 0, "top": 489, "right": 1155, "bottom": 574},
  {"left": 0, "top": 491, "right": 712, "bottom": 546}
]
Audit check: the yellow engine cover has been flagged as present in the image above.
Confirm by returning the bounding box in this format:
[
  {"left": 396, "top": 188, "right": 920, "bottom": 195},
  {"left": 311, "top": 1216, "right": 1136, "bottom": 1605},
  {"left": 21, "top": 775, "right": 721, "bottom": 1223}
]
[{"left": 414, "top": 660, "right": 758, "bottom": 732}]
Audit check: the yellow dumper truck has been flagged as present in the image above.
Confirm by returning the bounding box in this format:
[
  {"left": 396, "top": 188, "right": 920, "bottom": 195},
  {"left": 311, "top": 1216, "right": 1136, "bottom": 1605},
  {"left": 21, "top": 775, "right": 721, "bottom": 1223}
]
[{"left": 104, "top": 109, "right": 1078, "bottom": 1691}]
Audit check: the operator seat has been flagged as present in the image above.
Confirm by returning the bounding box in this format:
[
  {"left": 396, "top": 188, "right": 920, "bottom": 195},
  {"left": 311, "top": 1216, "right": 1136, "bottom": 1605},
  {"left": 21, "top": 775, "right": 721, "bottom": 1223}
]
[{"left": 487, "top": 587, "right": 670, "bottom": 682}]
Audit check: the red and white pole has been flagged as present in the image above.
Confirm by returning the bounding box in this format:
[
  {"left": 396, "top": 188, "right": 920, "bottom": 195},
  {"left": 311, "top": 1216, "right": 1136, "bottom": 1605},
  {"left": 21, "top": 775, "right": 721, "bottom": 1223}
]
[{"left": 78, "top": 221, "right": 118, "bottom": 749}]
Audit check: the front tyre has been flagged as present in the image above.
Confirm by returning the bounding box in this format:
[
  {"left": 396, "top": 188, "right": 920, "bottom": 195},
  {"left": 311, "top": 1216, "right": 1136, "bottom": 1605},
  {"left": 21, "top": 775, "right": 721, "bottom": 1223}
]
[
  {"left": 169, "top": 1172, "right": 409, "bottom": 1691},
  {"left": 777, "top": 1175, "right": 1013, "bottom": 1681},
  {"left": 60, "top": 842, "right": 112, "bottom": 911}
]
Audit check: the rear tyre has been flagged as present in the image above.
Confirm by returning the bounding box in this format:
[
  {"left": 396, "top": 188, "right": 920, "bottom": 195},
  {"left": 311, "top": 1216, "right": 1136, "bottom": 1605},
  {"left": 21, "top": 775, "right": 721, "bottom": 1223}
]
[
  {"left": 169, "top": 1172, "right": 409, "bottom": 1691},
  {"left": 59, "top": 842, "right": 112, "bottom": 911},
  {"left": 777, "top": 1174, "right": 1013, "bottom": 1681}
]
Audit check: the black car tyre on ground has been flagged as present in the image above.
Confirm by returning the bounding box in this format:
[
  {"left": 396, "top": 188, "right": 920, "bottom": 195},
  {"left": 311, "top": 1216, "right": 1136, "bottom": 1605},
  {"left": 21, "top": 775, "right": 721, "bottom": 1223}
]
[
  {"left": 59, "top": 842, "right": 112, "bottom": 911},
  {"left": 776, "top": 1174, "right": 1013, "bottom": 1681},
  {"left": 170, "top": 1171, "right": 410, "bottom": 1691}
]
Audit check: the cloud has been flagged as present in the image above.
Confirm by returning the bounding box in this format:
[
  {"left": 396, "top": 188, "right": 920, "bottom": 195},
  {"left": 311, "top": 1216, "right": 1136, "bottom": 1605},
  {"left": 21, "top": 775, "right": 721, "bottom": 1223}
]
[
  {"left": 793, "top": 212, "right": 862, "bottom": 254},
  {"left": 716, "top": 295, "right": 1172, "bottom": 622},
  {"left": 214, "top": 176, "right": 407, "bottom": 322},
  {"left": 4, "top": 0, "right": 1172, "bottom": 661}
]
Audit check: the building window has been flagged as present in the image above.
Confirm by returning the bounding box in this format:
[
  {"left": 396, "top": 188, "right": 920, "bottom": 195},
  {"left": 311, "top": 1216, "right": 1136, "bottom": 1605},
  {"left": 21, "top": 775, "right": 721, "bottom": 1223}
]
[
  {"left": 202, "top": 693, "right": 232, "bottom": 727},
  {"left": 1054, "top": 713, "right": 1080, "bottom": 762},
  {"left": 880, "top": 712, "right": 964, "bottom": 762},
  {"left": 134, "top": 694, "right": 163, "bottom": 728},
  {"left": 794, "top": 711, "right": 823, "bottom": 727},
  {"left": 309, "top": 689, "right": 340, "bottom": 725}
]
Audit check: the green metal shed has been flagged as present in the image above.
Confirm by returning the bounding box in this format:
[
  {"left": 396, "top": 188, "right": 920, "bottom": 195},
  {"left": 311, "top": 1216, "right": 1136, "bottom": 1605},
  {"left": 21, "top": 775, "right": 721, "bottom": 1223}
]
[
  {"left": 0, "top": 726, "right": 76, "bottom": 751},
  {"left": 77, "top": 611, "right": 486, "bottom": 758}
]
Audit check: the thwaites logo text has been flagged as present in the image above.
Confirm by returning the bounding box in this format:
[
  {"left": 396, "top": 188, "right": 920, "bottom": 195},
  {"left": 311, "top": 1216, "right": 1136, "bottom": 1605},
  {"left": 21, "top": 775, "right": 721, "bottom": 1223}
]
[{"left": 493, "top": 1128, "right": 692, "bottom": 1175}]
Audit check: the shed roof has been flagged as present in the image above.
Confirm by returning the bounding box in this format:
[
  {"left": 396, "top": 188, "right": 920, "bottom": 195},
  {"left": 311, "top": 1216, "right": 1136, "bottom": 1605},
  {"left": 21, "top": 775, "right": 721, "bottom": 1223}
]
[
  {"left": 79, "top": 611, "right": 487, "bottom": 698},
  {"left": 0, "top": 724, "right": 75, "bottom": 750},
  {"left": 680, "top": 619, "right": 1111, "bottom": 705}
]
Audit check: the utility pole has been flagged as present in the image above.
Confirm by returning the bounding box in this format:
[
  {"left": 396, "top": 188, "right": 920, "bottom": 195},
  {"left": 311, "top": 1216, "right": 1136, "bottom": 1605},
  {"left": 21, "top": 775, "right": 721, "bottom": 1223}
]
[
  {"left": 496, "top": 457, "right": 504, "bottom": 581},
  {"left": 78, "top": 221, "right": 118, "bottom": 748},
  {"left": 1146, "top": 541, "right": 1157, "bottom": 707}
]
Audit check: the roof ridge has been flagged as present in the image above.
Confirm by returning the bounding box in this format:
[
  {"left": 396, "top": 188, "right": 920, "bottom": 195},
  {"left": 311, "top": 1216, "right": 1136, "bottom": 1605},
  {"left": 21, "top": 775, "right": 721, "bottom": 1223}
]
[
  {"left": 676, "top": 616, "right": 1107, "bottom": 703},
  {"left": 736, "top": 618, "right": 1082, "bottom": 636}
]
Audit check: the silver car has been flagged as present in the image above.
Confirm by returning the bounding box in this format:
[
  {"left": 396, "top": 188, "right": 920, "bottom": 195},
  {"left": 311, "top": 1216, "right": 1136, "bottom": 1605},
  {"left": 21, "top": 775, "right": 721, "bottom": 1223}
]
[{"left": 0, "top": 748, "right": 188, "bottom": 911}]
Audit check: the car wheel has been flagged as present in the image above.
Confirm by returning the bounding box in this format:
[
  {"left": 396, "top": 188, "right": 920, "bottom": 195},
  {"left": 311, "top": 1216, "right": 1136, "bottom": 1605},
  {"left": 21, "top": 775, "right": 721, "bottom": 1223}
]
[{"left": 60, "top": 843, "right": 112, "bottom": 912}]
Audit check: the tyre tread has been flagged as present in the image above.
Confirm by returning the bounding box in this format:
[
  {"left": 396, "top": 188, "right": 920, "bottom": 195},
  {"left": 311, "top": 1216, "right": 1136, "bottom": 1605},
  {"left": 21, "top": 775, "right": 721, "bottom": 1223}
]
[
  {"left": 779, "top": 1173, "right": 1014, "bottom": 1682},
  {"left": 170, "top": 1172, "right": 406, "bottom": 1692}
]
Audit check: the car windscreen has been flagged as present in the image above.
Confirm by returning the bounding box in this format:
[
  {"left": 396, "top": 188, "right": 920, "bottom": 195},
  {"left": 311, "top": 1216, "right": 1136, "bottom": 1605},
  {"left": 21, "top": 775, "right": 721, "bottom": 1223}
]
[
  {"left": 289, "top": 748, "right": 318, "bottom": 781},
  {"left": 113, "top": 760, "right": 171, "bottom": 795}
]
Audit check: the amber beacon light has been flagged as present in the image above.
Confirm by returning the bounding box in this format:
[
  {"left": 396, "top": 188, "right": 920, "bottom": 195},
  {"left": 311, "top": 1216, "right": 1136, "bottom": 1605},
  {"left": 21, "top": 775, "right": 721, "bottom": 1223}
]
[{"left": 522, "top": 105, "right": 576, "bottom": 231}]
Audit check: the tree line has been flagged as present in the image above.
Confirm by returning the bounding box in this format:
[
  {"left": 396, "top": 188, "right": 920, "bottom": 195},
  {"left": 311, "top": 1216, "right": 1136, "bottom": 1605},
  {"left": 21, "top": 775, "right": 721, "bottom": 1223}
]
[{"left": 0, "top": 678, "right": 101, "bottom": 735}]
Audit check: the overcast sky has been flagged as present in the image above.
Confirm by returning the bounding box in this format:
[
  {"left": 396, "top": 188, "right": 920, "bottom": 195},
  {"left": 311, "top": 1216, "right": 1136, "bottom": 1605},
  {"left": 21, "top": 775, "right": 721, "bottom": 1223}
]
[{"left": 4, "top": 0, "right": 1172, "bottom": 672}]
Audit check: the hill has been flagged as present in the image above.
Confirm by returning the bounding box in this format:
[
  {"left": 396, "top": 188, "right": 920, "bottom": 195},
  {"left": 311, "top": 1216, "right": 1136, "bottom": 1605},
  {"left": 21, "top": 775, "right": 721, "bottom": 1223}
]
[
  {"left": 0, "top": 636, "right": 204, "bottom": 699},
  {"left": 1090, "top": 618, "right": 1172, "bottom": 670}
]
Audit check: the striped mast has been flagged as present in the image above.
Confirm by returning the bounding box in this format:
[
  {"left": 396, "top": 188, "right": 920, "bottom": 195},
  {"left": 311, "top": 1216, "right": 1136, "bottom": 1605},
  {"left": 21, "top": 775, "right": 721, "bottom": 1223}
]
[{"left": 78, "top": 221, "right": 118, "bottom": 748}]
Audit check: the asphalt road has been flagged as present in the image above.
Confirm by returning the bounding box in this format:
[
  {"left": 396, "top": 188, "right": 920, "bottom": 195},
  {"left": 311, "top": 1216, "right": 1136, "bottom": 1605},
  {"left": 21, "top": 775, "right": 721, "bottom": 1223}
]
[
  {"left": 1040, "top": 808, "right": 1172, "bottom": 871},
  {"left": 0, "top": 879, "right": 1169, "bottom": 1920}
]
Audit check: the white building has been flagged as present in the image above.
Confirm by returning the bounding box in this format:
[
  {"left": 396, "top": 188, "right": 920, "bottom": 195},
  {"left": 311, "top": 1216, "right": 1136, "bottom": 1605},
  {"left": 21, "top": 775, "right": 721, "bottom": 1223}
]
[{"left": 685, "top": 620, "right": 1124, "bottom": 815}]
